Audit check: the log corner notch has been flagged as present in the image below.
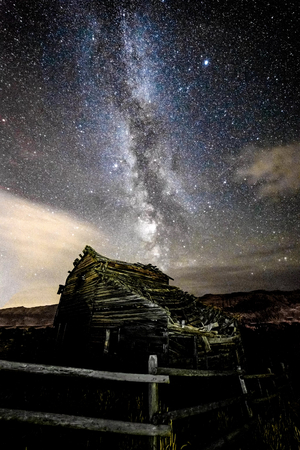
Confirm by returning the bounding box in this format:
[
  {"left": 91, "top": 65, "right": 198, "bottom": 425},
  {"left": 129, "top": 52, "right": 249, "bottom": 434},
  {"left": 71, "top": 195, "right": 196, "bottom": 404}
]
[{"left": 54, "top": 245, "right": 244, "bottom": 372}]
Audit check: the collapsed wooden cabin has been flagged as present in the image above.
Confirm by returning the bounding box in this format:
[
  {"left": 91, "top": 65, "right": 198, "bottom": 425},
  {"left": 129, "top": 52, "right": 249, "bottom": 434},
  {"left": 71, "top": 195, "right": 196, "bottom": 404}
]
[{"left": 54, "top": 246, "right": 243, "bottom": 371}]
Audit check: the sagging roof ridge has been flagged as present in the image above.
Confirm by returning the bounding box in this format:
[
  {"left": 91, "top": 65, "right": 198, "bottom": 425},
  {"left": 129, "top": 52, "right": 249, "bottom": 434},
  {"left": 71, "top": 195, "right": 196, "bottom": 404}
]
[{"left": 82, "top": 245, "right": 174, "bottom": 280}]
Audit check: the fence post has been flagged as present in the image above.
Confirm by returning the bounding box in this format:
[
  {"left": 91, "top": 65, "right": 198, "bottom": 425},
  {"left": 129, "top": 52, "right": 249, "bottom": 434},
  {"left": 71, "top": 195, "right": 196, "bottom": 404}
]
[
  {"left": 103, "top": 329, "right": 110, "bottom": 354},
  {"left": 163, "top": 332, "right": 169, "bottom": 366},
  {"left": 148, "top": 355, "right": 159, "bottom": 450},
  {"left": 237, "top": 366, "right": 252, "bottom": 418},
  {"left": 193, "top": 336, "right": 198, "bottom": 369}
]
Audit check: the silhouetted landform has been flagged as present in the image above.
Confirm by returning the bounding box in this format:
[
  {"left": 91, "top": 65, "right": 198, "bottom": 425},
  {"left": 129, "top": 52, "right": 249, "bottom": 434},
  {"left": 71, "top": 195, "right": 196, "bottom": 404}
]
[
  {"left": 201, "top": 289, "right": 300, "bottom": 328},
  {"left": 0, "top": 305, "right": 57, "bottom": 364},
  {"left": 200, "top": 289, "right": 300, "bottom": 382},
  {"left": 201, "top": 290, "right": 300, "bottom": 375},
  {"left": 0, "top": 304, "right": 57, "bottom": 328}
]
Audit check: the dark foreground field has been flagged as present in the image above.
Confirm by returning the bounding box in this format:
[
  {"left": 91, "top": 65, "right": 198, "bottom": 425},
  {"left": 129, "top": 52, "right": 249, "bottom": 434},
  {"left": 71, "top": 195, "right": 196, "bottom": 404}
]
[{"left": 0, "top": 291, "right": 300, "bottom": 449}]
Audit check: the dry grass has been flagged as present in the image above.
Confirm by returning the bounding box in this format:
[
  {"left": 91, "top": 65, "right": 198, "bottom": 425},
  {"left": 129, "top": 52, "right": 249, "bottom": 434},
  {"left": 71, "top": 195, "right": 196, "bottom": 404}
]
[
  {"left": 160, "top": 422, "right": 191, "bottom": 450},
  {"left": 254, "top": 412, "right": 300, "bottom": 450}
]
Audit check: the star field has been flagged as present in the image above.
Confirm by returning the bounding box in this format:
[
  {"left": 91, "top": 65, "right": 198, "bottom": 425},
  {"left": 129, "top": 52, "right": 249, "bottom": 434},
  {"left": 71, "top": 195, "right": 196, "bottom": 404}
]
[{"left": 0, "top": 0, "right": 299, "bottom": 306}]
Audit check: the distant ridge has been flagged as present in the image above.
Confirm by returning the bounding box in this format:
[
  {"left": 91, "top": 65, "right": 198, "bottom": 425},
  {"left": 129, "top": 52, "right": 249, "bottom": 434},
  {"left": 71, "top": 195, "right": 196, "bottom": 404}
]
[
  {"left": 0, "top": 305, "right": 57, "bottom": 328},
  {"left": 201, "top": 289, "right": 300, "bottom": 327}
]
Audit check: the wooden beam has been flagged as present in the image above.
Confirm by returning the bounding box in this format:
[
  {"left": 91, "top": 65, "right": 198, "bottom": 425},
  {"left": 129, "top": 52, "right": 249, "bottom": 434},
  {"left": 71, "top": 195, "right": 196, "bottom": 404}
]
[
  {"left": 156, "top": 367, "right": 238, "bottom": 377},
  {"left": 154, "top": 397, "right": 243, "bottom": 425},
  {"left": 207, "top": 337, "right": 238, "bottom": 344},
  {"left": 243, "top": 373, "right": 275, "bottom": 379},
  {"left": 0, "top": 360, "right": 169, "bottom": 384},
  {"left": 252, "top": 392, "right": 279, "bottom": 403},
  {"left": 0, "top": 408, "right": 171, "bottom": 437}
]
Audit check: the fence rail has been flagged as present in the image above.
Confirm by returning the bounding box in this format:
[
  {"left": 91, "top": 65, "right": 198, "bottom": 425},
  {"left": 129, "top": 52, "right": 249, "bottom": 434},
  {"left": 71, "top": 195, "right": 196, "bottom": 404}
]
[
  {"left": 0, "top": 407, "right": 171, "bottom": 437},
  {"left": 156, "top": 367, "right": 239, "bottom": 377},
  {"left": 0, "top": 359, "right": 169, "bottom": 384},
  {"left": 153, "top": 396, "right": 243, "bottom": 425}
]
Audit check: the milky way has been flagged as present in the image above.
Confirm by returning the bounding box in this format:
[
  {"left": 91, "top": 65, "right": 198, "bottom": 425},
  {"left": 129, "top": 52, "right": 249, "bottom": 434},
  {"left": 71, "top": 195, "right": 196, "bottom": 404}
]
[{"left": 0, "top": 0, "right": 300, "bottom": 307}]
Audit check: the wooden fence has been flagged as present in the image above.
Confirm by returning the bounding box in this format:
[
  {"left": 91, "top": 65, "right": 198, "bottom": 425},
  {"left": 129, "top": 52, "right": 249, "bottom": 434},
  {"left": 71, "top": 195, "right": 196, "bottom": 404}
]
[{"left": 0, "top": 357, "right": 290, "bottom": 449}]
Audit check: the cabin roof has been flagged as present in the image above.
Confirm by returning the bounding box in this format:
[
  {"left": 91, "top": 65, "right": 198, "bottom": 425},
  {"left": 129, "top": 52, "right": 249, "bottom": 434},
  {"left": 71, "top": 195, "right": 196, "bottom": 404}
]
[{"left": 79, "top": 245, "right": 174, "bottom": 283}]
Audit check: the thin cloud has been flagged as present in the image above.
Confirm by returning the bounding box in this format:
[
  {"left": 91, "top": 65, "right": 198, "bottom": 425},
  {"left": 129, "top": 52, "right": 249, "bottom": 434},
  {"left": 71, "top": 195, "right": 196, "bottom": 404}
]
[
  {"left": 236, "top": 144, "right": 300, "bottom": 197},
  {"left": 0, "top": 192, "right": 112, "bottom": 307},
  {"left": 171, "top": 264, "right": 300, "bottom": 297}
]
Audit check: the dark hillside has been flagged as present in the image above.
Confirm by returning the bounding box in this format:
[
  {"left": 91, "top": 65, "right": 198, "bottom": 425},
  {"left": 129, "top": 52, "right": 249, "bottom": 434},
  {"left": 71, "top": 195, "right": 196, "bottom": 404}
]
[
  {"left": 0, "top": 304, "right": 57, "bottom": 328},
  {"left": 201, "top": 290, "right": 300, "bottom": 327},
  {"left": 202, "top": 290, "right": 300, "bottom": 387},
  {"left": 0, "top": 305, "right": 57, "bottom": 364}
]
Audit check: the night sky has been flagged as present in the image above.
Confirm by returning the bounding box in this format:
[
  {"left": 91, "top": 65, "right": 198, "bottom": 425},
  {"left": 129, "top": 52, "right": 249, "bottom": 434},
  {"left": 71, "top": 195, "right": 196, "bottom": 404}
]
[{"left": 1, "top": 0, "right": 300, "bottom": 307}]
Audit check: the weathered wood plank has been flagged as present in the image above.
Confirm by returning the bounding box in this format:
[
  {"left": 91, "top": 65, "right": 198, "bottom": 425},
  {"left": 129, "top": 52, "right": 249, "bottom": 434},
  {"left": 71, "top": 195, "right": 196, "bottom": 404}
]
[
  {"left": 252, "top": 392, "right": 279, "bottom": 403},
  {"left": 243, "top": 373, "right": 275, "bottom": 379},
  {"left": 154, "top": 397, "right": 242, "bottom": 424},
  {"left": 0, "top": 360, "right": 170, "bottom": 384},
  {"left": 208, "top": 337, "right": 238, "bottom": 344},
  {"left": 0, "top": 408, "right": 171, "bottom": 437},
  {"left": 156, "top": 367, "right": 239, "bottom": 377}
]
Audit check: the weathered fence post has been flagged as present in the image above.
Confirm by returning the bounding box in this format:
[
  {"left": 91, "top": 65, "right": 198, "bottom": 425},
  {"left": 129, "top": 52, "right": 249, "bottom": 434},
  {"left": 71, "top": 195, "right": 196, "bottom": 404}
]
[
  {"left": 193, "top": 336, "right": 198, "bottom": 369},
  {"left": 103, "top": 329, "right": 110, "bottom": 354},
  {"left": 148, "top": 355, "right": 159, "bottom": 450},
  {"left": 237, "top": 366, "right": 252, "bottom": 418},
  {"left": 280, "top": 361, "right": 293, "bottom": 393},
  {"left": 163, "top": 332, "right": 169, "bottom": 366}
]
